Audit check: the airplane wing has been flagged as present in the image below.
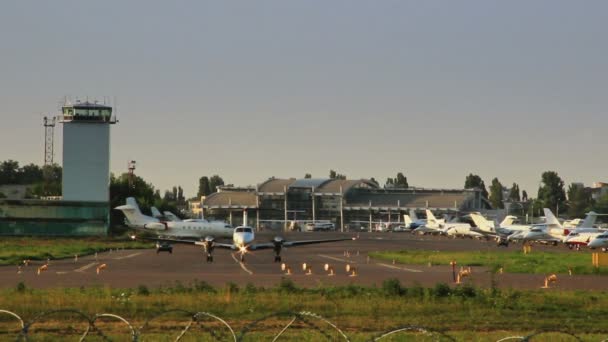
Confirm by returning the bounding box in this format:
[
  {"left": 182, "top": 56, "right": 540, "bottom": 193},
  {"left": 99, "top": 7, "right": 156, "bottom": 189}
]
[
  {"left": 145, "top": 237, "right": 235, "bottom": 249},
  {"left": 250, "top": 237, "right": 356, "bottom": 250}
]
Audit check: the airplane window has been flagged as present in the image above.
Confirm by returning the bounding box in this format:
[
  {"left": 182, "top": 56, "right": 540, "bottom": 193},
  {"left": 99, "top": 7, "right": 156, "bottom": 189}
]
[{"left": 236, "top": 227, "right": 243, "bottom": 232}]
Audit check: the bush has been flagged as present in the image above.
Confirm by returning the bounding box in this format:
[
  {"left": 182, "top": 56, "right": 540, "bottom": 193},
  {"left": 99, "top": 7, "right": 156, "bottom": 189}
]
[
  {"left": 277, "top": 278, "right": 298, "bottom": 294},
  {"left": 193, "top": 280, "right": 216, "bottom": 293},
  {"left": 433, "top": 283, "right": 451, "bottom": 298},
  {"left": 16, "top": 282, "right": 26, "bottom": 293},
  {"left": 382, "top": 278, "right": 403, "bottom": 296},
  {"left": 137, "top": 285, "right": 150, "bottom": 296}
]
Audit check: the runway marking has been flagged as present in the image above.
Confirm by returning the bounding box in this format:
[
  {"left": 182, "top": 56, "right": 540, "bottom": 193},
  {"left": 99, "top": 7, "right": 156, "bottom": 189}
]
[
  {"left": 231, "top": 253, "right": 253, "bottom": 275},
  {"left": 75, "top": 262, "right": 97, "bottom": 273},
  {"left": 377, "top": 263, "right": 422, "bottom": 273},
  {"left": 113, "top": 252, "right": 143, "bottom": 260},
  {"left": 318, "top": 254, "right": 356, "bottom": 263},
  {"left": 56, "top": 271, "right": 69, "bottom": 275}
]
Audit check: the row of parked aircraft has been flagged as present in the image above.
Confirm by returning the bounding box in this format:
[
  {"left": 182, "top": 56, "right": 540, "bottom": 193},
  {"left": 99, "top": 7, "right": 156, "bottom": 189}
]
[
  {"left": 115, "top": 198, "right": 356, "bottom": 262},
  {"left": 394, "top": 208, "right": 608, "bottom": 251}
]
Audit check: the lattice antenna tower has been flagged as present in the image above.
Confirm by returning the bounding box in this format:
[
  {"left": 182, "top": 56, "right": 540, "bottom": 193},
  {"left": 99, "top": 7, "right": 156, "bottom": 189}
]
[{"left": 43, "top": 116, "right": 56, "bottom": 165}]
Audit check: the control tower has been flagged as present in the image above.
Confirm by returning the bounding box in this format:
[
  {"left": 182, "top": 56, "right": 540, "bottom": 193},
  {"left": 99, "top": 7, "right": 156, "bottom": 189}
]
[{"left": 59, "top": 101, "right": 117, "bottom": 202}]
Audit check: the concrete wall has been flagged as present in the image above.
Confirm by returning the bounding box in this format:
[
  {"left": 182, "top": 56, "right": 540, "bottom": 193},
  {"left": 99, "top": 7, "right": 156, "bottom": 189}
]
[{"left": 62, "top": 123, "right": 110, "bottom": 202}]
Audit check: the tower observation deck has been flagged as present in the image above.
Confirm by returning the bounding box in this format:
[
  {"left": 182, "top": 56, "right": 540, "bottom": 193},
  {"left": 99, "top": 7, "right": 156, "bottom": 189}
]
[{"left": 60, "top": 101, "right": 117, "bottom": 202}]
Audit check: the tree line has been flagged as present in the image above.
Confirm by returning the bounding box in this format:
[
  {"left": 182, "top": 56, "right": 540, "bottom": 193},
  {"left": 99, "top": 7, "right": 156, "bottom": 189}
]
[{"left": 1, "top": 159, "right": 606, "bottom": 221}]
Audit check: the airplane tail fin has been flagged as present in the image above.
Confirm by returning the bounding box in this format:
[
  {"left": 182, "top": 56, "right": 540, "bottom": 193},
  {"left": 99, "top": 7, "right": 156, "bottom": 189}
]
[
  {"left": 409, "top": 209, "right": 419, "bottom": 221},
  {"left": 580, "top": 211, "right": 599, "bottom": 228},
  {"left": 500, "top": 215, "right": 517, "bottom": 227},
  {"left": 151, "top": 207, "right": 163, "bottom": 219},
  {"left": 425, "top": 210, "right": 438, "bottom": 224},
  {"left": 403, "top": 215, "right": 413, "bottom": 226},
  {"left": 114, "top": 197, "right": 155, "bottom": 225},
  {"left": 470, "top": 212, "right": 493, "bottom": 232},
  {"left": 543, "top": 208, "right": 562, "bottom": 228}
]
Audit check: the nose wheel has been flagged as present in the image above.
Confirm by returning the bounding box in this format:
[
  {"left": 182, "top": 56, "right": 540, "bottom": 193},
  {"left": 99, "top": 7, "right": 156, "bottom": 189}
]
[
  {"left": 274, "top": 255, "right": 282, "bottom": 263},
  {"left": 206, "top": 254, "right": 214, "bottom": 263}
]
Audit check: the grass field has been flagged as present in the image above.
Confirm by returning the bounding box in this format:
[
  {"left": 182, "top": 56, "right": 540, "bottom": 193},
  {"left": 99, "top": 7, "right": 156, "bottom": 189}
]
[
  {"left": 0, "top": 237, "right": 153, "bottom": 266},
  {"left": 1, "top": 279, "right": 608, "bottom": 341},
  {"left": 369, "top": 249, "right": 608, "bottom": 275}
]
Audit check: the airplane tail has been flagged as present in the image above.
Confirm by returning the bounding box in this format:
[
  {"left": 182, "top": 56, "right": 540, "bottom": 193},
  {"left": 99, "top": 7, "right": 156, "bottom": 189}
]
[
  {"left": 409, "top": 209, "right": 419, "bottom": 221},
  {"left": 580, "top": 211, "right": 599, "bottom": 228},
  {"left": 151, "top": 207, "right": 163, "bottom": 219},
  {"left": 403, "top": 214, "right": 413, "bottom": 226},
  {"left": 425, "top": 210, "right": 438, "bottom": 224},
  {"left": 114, "top": 197, "right": 156, "bottom": 225},
  {"left": 543, "top": 208, "right": 563, "bottom": 228},
  {"left": 500, "top": 215, "right": 517, "bottom": 227},
  {"left": 470, "top": 212, "right": 493, "bottom": 232}
]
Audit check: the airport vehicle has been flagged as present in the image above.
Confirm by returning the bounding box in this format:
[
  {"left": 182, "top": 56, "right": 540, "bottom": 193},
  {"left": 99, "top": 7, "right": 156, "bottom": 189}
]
[
  {"left": 305, "top": 222, "right": 335, "bottom": 232},
  {"left": 155, "top": 241, "right": 173, "bottom": 254},
  {"left": 156, "top": 226, "right": 356, "bottom": 263},
  {"left": 115, "top": 197, "right": 234, "bottom": 239}
]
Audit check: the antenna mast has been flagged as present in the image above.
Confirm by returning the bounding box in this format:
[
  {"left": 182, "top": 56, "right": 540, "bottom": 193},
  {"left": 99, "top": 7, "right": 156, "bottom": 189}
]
[{"left": 43, "top": 116, "right": 56, "bottom": 165}]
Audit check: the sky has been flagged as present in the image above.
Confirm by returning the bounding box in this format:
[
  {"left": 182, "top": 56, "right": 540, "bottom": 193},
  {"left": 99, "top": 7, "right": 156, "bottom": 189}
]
[{"left": 0, "top": 1, "right": 606, "bottom": 198}]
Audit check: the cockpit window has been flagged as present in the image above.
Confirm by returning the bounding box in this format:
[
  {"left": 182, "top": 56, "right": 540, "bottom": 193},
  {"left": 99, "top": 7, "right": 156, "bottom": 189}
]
[{"left": 235, "top": 227, "right": 253, "bottom": 233}]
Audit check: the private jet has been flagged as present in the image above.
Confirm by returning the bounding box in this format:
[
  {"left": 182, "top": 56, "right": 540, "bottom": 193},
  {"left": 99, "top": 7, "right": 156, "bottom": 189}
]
[
  {"left": 115, "top": 197, "right": 234, "bottom": 239},
  {"left": 153, "top": 226, "right": 356, "bottom": 263}
]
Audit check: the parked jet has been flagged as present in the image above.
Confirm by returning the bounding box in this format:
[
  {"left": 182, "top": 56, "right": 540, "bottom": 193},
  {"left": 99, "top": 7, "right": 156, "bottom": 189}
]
[
  {"left": 413, "top": 210, "right": 471, "bottom": 236},
  {"left": 520, "top": 208, "right": 568, "bottom": 244},
  {"left": 587, "top": 232, "right": 608, "bottom": 251},
  {"left": 155, "top": 226, "right": 356, "bottom": 263},
  {"left": 115, "top": 197, "right": 234, "bottom": 239}
]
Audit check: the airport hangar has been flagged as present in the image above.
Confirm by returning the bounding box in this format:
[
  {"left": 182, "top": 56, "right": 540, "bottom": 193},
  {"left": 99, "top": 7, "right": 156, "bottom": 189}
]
[{"left": 196, "top": 178, "right": 492, "bottom": 231}]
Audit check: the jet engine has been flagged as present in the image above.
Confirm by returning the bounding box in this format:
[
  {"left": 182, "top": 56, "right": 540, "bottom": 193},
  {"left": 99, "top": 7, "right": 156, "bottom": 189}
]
[{"left": 143, "top": 222, "right": 168, "bottom": 230}]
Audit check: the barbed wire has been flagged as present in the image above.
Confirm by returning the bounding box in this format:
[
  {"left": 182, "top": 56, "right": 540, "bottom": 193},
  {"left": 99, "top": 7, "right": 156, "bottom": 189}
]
[{"left": 0, "top": 308, "right": 600, "bottom": 341}]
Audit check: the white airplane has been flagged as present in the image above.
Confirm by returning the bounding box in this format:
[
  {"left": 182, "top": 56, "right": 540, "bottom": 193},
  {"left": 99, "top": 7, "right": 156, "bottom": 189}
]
[
  {"left": 413, "top": 210, "right": 471, "bottom": 235},
  {"left": 115, "top": 197, "right": 234, "bottom": 239},
  {"left": 561, "top": 212, "right": 607, "bottom": 248},
  {"left": 470, "top": 212, "right": 532, "bottom": 243},
  {"left": 156, "top": 226, "right": 356, "bottom": 263},
  {"left": 587, "top": 232, "right": 608, "bottom": 251},
  {"left": 405, "top": 209, "right": 426, "bottom": 229},
  {"left": 520, "top": 208, "right": 568, "bottom": 245}
]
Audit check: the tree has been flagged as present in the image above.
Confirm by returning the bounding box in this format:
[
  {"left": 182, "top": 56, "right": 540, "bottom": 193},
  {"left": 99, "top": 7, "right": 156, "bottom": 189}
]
[
  {"left": 209, "top": 175, "right": 225, "bottom": 193},
  {"left": 489, "top": 178, "right": 504, "bottom": 209},
  {"left": 567, "top": 183, "right": 592, "bottom": 218},
  {"left": 304, "top": 173, "right": 312, "bottom": 179},
  {"left": 593, "top": 192, "right": 608, "bottom": 214},
  {"left": 508, "top": 183, "right": 520, "bottom": 202},
  {"left": 464, "top": 173, "right": 488, "bottom": 198},
  {"left": 197, "top": 176, "right": 211, "bottom": 197},
  {"left": 19, "top": 163, "right": 43, "bottom": 184},
  {"left": 369, "top": 177, "right": 379, "bottom": 186},
  {"left": 537, "top": 171, "right": 567, "bottom": 215},
  {"left": 172, "top": 186, "right": 178, "bottom": 201},
  {"left": 0, "top": 160, "right": 19, "bottom": 185},
  {"left": 395, "top": 172, "right": 408, "bottom": 188},
  {"left": 177, "top": 186, "right": 184, "bottom": 203},
  {"left": 522, "top": 190, "right": 528, "bottom": 202},
  {"left": 329, "top": 170, "right": 346, "bottom": 180}
]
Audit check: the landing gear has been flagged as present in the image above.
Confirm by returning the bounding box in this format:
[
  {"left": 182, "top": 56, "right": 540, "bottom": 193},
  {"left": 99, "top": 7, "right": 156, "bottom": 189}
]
[
  {"left": 206, "top": 254, "right": 213, "bottom": 263},
  {"left": 274, "top": 255, "right": 282, "bottom": 263},
  {"left": 240, "top": 254, "right": 245, "bottom": 262}
]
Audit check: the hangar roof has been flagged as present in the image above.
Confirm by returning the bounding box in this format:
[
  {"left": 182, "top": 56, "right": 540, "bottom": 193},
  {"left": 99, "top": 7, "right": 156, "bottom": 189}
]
[
  {"left": 203, "top": 191, "right": 257, "bottom": 208},
  {"left": 344, "top": 191, "right": 478, "bottom": 210},
  {"left": 257, "top": 178, "right": 296, "bottom": 193},
  {"left": 316, "top": 179, "right": 378, "bottom": 194}
]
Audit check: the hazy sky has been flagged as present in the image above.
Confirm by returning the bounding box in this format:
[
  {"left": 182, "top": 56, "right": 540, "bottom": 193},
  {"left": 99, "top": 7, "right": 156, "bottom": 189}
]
[{"left": 1, "top": 1, "right": 606, "bottom": 198}]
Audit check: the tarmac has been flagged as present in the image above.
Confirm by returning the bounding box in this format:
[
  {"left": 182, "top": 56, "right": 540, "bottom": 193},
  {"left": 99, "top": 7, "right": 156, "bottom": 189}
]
[{"left": 2, "top": 231, "right": 606, "bottom": 290}]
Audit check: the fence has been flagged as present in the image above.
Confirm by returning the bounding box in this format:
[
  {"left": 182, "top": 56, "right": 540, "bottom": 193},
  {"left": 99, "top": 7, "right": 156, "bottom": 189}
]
[{"left": 0, "top": 309, "right": 601, "bottom": 341}]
